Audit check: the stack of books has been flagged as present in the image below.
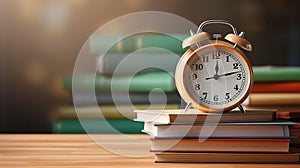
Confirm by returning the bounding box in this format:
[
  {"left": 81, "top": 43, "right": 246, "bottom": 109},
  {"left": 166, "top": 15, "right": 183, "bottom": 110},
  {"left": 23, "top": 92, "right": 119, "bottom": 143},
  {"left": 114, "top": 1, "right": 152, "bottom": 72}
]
[
  {"left": 135, "top": 108, "right": 300, "bottom": 163},
  {"left": 52, "top": 33, "right": 186, "bottom": 133},
  {"left": 244, "top": 66, "right": 300, "bottom": 112},
  {"left": 243, "top": 66, "right": 300, "bottom": 146},
  {"left": 276, "top": 110, "right": 300, "bottom": 147}
]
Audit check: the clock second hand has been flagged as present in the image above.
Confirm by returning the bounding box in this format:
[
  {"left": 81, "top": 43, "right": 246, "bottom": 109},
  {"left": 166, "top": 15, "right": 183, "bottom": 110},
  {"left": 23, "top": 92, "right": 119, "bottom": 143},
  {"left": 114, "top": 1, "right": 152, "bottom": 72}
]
[{"left": 205, "top": 70, "right": 242, "bottom": 80}]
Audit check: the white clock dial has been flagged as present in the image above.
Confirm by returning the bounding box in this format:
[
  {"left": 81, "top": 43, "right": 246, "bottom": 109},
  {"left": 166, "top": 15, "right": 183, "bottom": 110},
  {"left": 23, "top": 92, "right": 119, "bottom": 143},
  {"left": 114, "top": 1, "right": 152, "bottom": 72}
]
[{"left": 178, "top": 44, "right": 252, "bottom": 112}]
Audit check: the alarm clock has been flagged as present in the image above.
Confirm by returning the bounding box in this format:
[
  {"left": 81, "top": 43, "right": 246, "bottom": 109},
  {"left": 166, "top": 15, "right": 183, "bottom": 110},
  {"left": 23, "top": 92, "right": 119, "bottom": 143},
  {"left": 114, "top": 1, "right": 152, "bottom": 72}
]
[{"left": 175, "top": 20, "right": 253, "bottom": 113}]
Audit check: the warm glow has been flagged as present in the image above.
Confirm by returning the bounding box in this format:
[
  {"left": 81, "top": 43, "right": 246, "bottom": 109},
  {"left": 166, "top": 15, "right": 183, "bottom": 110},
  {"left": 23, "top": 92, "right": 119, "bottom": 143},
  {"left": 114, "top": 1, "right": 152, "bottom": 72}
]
[
  {"left": 23, "top": 61, "right": 47, "bottom": 86},
  {"left": 41, "top": 1, "right": 70, "bottom": 31},
  {"left": 17, "top": 0, "right": 41, "bottom": 21},
  {"left": 50, "top": 75, "right": 70, "bottom": 99}
]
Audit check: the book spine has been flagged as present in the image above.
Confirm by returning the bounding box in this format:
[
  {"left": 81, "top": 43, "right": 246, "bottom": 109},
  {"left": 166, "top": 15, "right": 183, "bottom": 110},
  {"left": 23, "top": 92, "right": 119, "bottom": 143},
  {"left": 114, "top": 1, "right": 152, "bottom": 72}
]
[
  {"left": 57, "top": 104, "right": 180, "bottom": 119},
  {"left": 64, "top": 72, "right": 175, "bottom": 92},
  {"left": 73, "top": 92, "right": 181, "bottom": 106},
  {"left": 243, "top": 93, "right": 300, "bottom": 106},
  {"left": 98, "top": 53, "right": 180, "bottom": 75},
  {"left": 253, "top": 68, "right": 300, "bottom": 82},
  {"left": 251, "top": 82, "right": 300, "bottom": 93},
  {"left": 89, "top": 34, "right": 188, "bottom": 54},
  {"left": 52, "top": 119, "right": 144, "bottom": 134}
]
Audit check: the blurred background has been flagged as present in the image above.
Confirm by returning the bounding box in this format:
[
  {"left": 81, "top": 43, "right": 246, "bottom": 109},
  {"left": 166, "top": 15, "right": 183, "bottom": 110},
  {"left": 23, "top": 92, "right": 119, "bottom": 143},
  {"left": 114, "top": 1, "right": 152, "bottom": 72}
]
[{"left": 0, "top": 0, "right": 299, "bottom": 133}]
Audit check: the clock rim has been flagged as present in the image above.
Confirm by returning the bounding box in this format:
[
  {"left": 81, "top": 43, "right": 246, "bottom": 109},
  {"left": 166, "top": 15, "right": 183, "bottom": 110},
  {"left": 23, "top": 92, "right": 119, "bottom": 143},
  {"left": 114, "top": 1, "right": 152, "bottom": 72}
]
[{"left": 175, "top": 42, "right": 253, "bottom": 113}]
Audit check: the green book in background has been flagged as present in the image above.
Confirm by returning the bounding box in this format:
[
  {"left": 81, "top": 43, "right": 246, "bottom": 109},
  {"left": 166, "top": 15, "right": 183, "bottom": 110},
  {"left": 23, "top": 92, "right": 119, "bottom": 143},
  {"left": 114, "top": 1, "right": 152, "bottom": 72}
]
[
  {"left": 253, "top": 66, "right": 300, "bottom": 82},
  {"left": 56, "top": 104, "right": 180, "bottom": 119},
  {"left": 97, "top": 51, "right": 180, "bottom": 75},
  {"left": 89, "top": 33, "right": 189, "bottom": 54},
  {"left": 64, "top": 71, "right": 175, "bottom": 92},
  {"left": 52, "top": 119, "right": 144, "bottom": 134}
]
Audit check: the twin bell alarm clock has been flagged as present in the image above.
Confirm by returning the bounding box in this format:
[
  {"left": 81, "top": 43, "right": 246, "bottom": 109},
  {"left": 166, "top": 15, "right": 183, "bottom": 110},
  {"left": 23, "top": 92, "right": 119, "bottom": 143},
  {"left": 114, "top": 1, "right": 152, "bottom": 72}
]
[{"left": 175, "top": 20, "right": 253, "bottom": 113}]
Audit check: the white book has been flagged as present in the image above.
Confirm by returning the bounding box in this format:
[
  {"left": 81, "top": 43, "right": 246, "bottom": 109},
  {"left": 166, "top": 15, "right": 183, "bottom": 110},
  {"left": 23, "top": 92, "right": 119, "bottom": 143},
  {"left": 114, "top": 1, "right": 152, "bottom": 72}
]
[{"left": 143, "top": 121, "right": 292, "bottom": 138}]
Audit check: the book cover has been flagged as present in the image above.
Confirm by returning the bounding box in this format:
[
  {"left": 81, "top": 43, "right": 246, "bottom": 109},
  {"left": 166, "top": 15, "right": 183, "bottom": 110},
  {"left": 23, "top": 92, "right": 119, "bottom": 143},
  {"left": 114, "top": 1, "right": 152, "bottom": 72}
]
[
  {"left": 135, "top": 108, "right": 276, "bottom": 124},
  {"left": 143, "top": 121, "right": 292, "bottom": 138}
]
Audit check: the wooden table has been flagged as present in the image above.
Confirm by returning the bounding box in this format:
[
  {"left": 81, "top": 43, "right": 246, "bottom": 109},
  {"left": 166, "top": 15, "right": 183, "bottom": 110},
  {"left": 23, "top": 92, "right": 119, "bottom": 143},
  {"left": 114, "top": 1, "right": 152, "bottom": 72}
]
[{"left": 0, "top": 134, "right": 299, "bottom": 167}]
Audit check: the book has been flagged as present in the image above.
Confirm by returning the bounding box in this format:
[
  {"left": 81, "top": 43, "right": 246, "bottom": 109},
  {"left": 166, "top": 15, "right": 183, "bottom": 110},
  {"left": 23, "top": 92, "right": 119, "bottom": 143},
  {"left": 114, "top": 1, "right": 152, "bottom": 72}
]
[
  {"left": 253, "top": 66, "right": 300, "bottom": 82},
  {"left": 89, "top": 33, "right": 188, "bottom": 54},
  {"left": 154, "top": 152, "right": 300, "bottom": 163},
  {"left": 245, "top": 105, "right": 300, "bottom": 113},
  {"left": 97, "top": 50, "right": 181, "bottom": 75},
  {"left": 134, "top": 108, "right": 276, "bottom": 124},
  {"left": 150, "top": 138, "right": 290, "bottom": 153},
  {"left": 52, "top": 118, "right": 144, "bottom": 134},
  {"left": 56, "top": 104, "right": 180, "bottom": 119},
  {"left": 243, "top": 93, "right": 300, "bottom": 106},
  {"left": 64, "top": 72, "right": 175, "bottom": 92},
  {"left": 251, "top": 82, "right": 300, "bottom": 93},
  {"left": 289, "top": 123, "right": 300, "bottom": 146},
  {"left": 73, "top": 91, "right": 181, "bottom": 105},
  {"left": 143, "top": 121, "right": 292, "bottom": 138},
  {"left": 276, "top": 111, "right": 300, "bottom": 121}
]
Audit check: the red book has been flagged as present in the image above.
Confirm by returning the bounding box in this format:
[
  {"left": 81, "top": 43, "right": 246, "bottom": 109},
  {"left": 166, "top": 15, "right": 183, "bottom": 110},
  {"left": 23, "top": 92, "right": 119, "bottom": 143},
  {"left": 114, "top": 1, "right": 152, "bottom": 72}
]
[
  {"left": 276, "top": 111, "right": 300, "bottom": 121},
  {"left": 251, "top": 82, "right": 300, "bottom": 93}
]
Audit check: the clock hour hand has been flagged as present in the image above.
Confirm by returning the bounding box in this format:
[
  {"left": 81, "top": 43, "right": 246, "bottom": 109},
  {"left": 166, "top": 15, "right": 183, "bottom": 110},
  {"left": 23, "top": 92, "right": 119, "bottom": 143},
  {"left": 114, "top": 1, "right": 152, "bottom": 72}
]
[
  {"left": 215, "top": 60, "right": 219, "bottom": 75},
  {"left": 205, "top": 61, "right": 220, "bottom": 80}
]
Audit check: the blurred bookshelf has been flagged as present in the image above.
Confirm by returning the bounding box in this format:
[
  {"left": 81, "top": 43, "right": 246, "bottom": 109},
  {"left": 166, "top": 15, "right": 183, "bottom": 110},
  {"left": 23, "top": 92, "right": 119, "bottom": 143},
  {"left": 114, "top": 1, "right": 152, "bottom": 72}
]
[{"left": 0, "top": 0, "right": 300, "bottom": 133}]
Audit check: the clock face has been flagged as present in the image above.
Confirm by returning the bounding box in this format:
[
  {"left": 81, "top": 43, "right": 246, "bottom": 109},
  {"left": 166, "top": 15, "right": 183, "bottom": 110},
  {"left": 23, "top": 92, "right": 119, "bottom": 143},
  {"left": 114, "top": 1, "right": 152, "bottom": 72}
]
[{"left": 179, "top": 44, "right": 253, "bottom": 112}]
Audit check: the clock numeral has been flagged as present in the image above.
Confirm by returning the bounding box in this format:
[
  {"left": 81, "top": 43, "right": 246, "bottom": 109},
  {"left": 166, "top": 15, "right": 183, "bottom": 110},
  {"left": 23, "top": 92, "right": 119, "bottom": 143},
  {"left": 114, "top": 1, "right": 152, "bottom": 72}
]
[
  {"left": 203, "top": 92, "right": 207, "bottom": 99},
  {"left": 226, "top": 56, "right": 230, "bottom": 62},
  {"left": 212, "top": 52, "right": 220, "bottom": 59},
  {"left": 225, "top": 93, "right": 230, "bottom": 99},
  {"left": 195, "top": 64, "right": 203, "bottom": 70},
  {"left": 213, "top": 95, "right": 219, "bottom": 101},
  {"left": 236, "top": 74, "right": 242, "bottom": 80},
  {"left": 233, "top": 63, "right": 239, "bottom": 69},
  {"left": 234, "top": 84, "right": 239, "bottom": 91},
  {"left": 195, "top": 84, "right": 201, "bottom": 90},
  {"left": 192, "top": 73, "right": 198, "bottom": 80},
  {"left": 202, "top": 56, "right": 209, "bottom": 62}
]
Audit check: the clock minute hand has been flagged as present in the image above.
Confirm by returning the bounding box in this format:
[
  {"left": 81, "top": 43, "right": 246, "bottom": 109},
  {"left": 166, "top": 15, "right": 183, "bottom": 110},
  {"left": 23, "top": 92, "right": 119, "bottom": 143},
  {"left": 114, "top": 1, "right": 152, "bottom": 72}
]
[
  {"left": 206, "top": 70, "right": 241, "bottom": 80},
  {"left": 205, "top": 76, "right": 216, "bottom": 80},
  {"left": 218, "top": 70, "right": 242, "bottom": 77}
]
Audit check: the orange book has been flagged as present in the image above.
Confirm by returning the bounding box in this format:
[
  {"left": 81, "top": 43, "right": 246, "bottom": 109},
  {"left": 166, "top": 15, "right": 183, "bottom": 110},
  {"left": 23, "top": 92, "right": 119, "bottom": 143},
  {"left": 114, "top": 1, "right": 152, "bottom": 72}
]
[
  {"left": 150, "top": 138, "right": 290, "bottom": 153},
  {"left": 243, "top": 93, "right": 300, "bottom": 106},
  {"left": 251, "top": 82, "right": 300, "bottom": 93}
]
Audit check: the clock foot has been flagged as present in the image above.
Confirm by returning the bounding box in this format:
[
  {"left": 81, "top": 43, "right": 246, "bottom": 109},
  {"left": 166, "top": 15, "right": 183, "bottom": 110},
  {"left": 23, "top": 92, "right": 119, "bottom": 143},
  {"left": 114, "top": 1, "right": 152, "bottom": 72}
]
[
  {"left": 238, "top": 104, "right": 246, "bottom": 114},
  {"left": 184, "top": 102, "right": 192, "bottom": 112}
]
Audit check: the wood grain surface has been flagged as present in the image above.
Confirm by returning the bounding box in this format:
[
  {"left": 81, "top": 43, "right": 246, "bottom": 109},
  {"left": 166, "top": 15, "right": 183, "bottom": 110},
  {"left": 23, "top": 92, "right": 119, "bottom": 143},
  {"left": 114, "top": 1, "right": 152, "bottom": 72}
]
[{"left": 0, "top": 134, "right": 299, "bottom": 167}]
